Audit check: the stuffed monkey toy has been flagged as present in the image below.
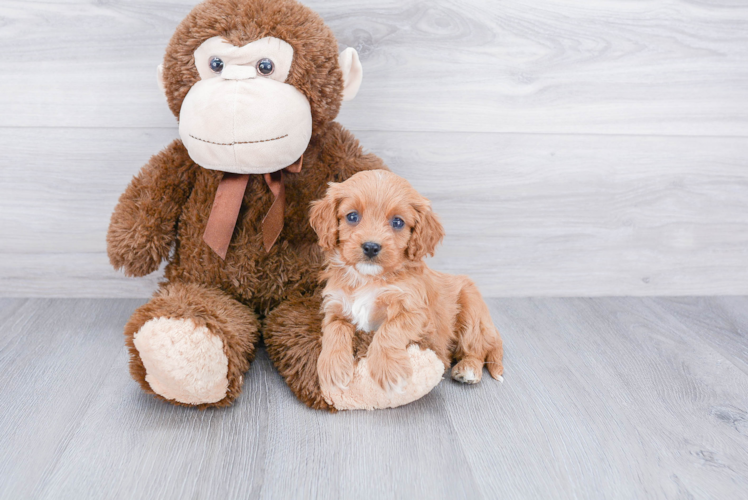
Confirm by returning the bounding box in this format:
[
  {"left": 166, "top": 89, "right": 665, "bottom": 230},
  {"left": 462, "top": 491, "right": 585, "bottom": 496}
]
[{"left": 107, "top": 0, "right": 444, "bottom": 410}]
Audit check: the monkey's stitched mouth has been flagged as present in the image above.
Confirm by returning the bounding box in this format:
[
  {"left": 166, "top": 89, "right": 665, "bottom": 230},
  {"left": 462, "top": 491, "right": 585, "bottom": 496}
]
[{"left": 189, "top": 134, "right": 288, "bottom": 146}]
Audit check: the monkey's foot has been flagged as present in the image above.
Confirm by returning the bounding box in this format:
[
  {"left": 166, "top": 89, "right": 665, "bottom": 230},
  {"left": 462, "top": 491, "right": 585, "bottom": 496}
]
[
  {"left": 322, "top": 345, "right": 444, "bottom": 411},
  {"left": 132, "top": 317, "right": 229, "bottom": 405}
]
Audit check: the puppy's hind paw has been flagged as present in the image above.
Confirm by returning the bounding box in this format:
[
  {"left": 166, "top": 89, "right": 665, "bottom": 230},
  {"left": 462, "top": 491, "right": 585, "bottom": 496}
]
[{"left": 451, "top": 358, "right": 483, "bottom": 385}]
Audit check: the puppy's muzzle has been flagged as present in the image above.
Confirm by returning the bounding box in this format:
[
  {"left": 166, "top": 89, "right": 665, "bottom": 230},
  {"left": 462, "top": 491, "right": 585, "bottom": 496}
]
[{"left": 362, "top": 242, "right": 381, "bottom": 259}]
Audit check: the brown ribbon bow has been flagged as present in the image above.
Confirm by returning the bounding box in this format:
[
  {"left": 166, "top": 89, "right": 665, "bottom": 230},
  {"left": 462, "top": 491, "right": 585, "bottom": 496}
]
[{"left": 202, "top": 157, "right": 303, "bottom": 259}]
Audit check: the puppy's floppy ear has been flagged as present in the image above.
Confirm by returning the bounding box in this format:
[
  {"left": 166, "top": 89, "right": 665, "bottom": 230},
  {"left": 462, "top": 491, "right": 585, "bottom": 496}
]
[
  {"left": 406, "top": 198, "right": 445, "bottom": 260},
  {"left": 309, "top": 183, "right": 342, "bottom": 251}
]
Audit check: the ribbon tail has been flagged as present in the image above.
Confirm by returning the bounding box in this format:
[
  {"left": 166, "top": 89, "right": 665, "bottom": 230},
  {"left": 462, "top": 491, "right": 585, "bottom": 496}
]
[
  {"left": 203, "top": 173, "right": 250, "bottom": 259},
  {"left": 261, "top": 170, "right": 286, "bottom": 252}
]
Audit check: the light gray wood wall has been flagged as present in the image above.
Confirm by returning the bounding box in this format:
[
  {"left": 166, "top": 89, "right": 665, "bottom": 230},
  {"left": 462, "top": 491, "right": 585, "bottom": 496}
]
[{"left": 1, "top": 0, "right": 747, "bottom": 297}]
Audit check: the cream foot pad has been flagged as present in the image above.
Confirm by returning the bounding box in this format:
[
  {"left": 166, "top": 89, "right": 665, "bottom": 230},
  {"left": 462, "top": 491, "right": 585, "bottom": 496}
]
[
  {"left": 322, "top": 345, "right": 445, "bottom": 411},
  {"left": 133, "top": 317, "right": 229, "bottom": 405}
]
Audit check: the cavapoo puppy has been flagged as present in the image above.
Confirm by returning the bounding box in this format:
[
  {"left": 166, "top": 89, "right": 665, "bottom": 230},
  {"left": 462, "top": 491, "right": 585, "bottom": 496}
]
[{"left": 310, "top": 170, "right": 504, "bottom": 392}]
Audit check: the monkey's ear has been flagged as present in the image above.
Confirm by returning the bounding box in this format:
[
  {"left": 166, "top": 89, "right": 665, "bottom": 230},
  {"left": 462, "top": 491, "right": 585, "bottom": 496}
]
[
  {"left": 339, "top": 48, "right": 363, "bottom": 101},
  {"left": 309, "top": 184, "right": 342, "bottom": 251},
  {"left": 157, "top": 64, "right": 166, "bottom": 95}
]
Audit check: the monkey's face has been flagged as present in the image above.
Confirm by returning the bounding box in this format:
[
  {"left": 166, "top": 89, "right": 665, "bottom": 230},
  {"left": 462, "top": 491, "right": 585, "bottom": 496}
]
[
  {"left": 176, "top": 36, "right": 312, "bottom": 174},
  {"left": 158, "top": 0, "right": 364, "bottom": 176}
]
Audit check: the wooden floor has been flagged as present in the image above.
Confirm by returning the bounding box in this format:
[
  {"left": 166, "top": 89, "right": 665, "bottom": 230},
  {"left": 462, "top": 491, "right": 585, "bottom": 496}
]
[{"left": 1, "top": 297, "right": 747, "bottom": 499}]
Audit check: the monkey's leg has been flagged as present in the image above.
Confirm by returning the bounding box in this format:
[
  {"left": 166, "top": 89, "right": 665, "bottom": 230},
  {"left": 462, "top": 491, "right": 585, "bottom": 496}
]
[
  {"left": 125, "top": 282, "right": 260, "bottom": 408},
  {"left": 263, "top": 293, "right": 331, "bottom": 410},
  {"left": 264, "top": 292, "right": 445, "bottom": 411}
]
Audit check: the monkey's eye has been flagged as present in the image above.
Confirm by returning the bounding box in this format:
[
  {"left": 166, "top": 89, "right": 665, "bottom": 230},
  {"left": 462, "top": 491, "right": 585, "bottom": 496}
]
[
  {"left": 209, "top": 56, "right": 224, "bottom": 74},
  {"left": 391, "top": 217, "right": 405, "bottom": 230},
  {"left": 257, "top": 58, "right": 275, "bottom": 76},
  {"left": 346, "top": 211, "right": 360, "bottom": 225}
]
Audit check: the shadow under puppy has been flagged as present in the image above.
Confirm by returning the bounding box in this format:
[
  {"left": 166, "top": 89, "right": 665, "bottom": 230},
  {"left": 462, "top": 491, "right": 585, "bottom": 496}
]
[{"left": 310, "top": 170, "right": 504, "bottom": 394}]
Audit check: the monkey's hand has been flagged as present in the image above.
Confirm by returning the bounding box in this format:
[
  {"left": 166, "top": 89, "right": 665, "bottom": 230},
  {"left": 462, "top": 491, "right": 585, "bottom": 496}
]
[
  {"left": 107, "top": 209, "right": 173, "bottom": 277},
  {"left": 107, "top": 140, "right": 196, "bottom": 277}
]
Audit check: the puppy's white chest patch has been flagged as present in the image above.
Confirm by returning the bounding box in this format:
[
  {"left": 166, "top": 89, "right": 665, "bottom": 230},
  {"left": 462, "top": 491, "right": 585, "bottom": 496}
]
[
  {"left": 349, "top": 288, "right": 382, "bottom": 332},
  {"left": 324, "top": 286, "right": 386, "bottom": 332}
]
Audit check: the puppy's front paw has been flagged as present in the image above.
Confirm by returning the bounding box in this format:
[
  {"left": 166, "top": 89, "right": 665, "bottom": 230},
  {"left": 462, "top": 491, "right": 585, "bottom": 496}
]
[
  {"left": 367, "top": 346, "right": 413, "bottom": 392},
  {"left": 318, "top": 345, "right": 354, "bottom": 390}
]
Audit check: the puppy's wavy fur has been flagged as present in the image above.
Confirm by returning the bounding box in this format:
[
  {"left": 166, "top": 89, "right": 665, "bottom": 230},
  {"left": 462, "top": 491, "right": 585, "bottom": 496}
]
[{"left": 310, "top": 170, "right": 504, "bottom": 391}]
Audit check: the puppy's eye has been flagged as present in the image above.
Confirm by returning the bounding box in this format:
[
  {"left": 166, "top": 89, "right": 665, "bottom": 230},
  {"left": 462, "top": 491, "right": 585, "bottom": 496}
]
[
  {"left": 391, "top": 217, "right": 405, "bottom": 230},
  {"left": 346, "top": 211, "right": 360, "bottom": 225}
]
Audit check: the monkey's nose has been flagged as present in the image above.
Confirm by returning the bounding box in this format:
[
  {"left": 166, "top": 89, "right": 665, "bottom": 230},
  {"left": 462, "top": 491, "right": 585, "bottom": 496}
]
[
  {"left": 362, "top": 242, "right": 381, "bottom": 259},
  {"left": 221, "top": 64, "right": 257, "bottom": 80}
]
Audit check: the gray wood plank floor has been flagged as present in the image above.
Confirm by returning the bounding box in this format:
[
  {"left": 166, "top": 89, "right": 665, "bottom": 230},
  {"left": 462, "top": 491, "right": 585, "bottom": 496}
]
[{"left": 1, "top": 297, "right": 747, "bottom": 500}]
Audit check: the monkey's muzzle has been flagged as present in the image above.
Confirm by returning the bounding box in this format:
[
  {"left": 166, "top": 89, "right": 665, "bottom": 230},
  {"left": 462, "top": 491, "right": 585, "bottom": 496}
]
[{"left": 179, "top": 72, "right": 313, "bottom": 175}]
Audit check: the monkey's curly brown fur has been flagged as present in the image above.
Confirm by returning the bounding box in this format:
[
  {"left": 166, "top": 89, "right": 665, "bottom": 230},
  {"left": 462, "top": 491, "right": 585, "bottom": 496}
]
[{"left": 107, "top": 0, "right": 386, "bottom": 409}]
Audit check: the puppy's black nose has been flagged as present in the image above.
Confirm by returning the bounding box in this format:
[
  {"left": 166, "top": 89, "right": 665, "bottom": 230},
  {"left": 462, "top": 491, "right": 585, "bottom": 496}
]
[{"left": 362, "top": 242, "right": 381, "bottom": 258}]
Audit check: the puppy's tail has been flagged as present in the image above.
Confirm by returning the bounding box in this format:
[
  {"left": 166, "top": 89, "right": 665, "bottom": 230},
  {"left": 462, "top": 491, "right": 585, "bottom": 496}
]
[{"left": 485, "top": 327, "right": 504, "bottom": 382}]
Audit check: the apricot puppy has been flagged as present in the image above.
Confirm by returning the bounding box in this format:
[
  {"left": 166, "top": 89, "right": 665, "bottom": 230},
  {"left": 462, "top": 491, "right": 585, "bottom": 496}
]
[{"left": 310, "top": 170, "right": 504, "bottom": 392}]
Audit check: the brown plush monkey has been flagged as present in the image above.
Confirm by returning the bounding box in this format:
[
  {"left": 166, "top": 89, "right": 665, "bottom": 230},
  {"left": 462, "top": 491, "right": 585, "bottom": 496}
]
[{"left": 107, "top": 0, "right": 444, "bottom": 410}]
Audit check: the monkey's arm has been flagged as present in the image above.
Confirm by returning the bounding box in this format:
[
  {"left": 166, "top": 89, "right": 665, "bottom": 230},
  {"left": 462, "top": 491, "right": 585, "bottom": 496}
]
[{"left": 107, "top": 140, "right": 197, "bottom": 277}]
